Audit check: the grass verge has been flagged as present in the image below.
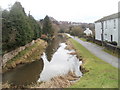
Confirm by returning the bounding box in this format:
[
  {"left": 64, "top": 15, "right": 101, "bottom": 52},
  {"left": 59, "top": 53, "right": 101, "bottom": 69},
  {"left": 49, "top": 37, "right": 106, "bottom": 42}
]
[
  {"left": 103, "top": 48, "right": 119, "bottom": 58},
  {"left": 79, "top": 38, "right": 87, "bottom": 42},
  {"left": 69, "top": 38, "right": 118, "bottom": 88}
]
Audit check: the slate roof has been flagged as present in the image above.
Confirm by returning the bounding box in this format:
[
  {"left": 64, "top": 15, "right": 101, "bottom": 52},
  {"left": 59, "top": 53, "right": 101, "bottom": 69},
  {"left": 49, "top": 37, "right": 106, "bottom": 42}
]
[{"left": 95, "top": 12, "right": 120, "bottom": 23}]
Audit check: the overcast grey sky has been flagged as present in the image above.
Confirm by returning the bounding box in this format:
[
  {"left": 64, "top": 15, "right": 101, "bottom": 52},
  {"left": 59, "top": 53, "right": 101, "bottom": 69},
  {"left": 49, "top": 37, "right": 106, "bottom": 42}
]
[{"left": 0, "top": 0, "right": 119, "bottom": 23}]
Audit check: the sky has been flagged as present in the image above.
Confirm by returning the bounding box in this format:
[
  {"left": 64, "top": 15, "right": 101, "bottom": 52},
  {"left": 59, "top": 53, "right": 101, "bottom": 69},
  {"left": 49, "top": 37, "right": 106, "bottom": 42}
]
[{"left": 0, "top": 0, "right": 120, "bottom": 23}]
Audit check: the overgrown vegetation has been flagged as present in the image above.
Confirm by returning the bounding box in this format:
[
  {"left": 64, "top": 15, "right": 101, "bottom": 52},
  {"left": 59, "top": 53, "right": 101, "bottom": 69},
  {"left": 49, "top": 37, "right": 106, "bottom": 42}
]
[
  {"left": 68, "top": 26, "right": 84, "bottom": 37},
  {"left": 2, "top": 2, "right": 55, "bottom": 54},
  {"left": 3, "top": 39, "right": 47, "bottom": 72},
  {"left": 2, "top": 2, "right": 42, "bottom": 53},
  {"left": 107, "top": 41, "right": 117, "bottom": 46},
  {"left": 103, "top": 48, "right": 120, "bottom": 58},
  {"left": 79, "top": 38, "right": 87, "bottom": 42},
  {"left": 69, "top": 39, "right": 118, "bottom": 88},
  {"left": 42, "top": 16, "right": 54, "bottom": 38}
]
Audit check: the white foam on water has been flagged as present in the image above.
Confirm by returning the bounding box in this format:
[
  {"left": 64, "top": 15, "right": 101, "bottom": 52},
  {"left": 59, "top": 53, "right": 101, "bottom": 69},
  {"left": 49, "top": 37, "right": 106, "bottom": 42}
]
[{"left": 38, "top": 43, "right": 82, "bottom": 82}]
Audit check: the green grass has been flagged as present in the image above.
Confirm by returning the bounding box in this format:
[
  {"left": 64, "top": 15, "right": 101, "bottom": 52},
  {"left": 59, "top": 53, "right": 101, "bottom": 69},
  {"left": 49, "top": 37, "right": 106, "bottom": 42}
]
[
  {"left": 69, "top": 39, "right": 119, "bottom": 88},
  {"left": 103, "top": 48, "right": 120, "bottom": 58},
  {"left": 79, "top": 37, "right": 103, "bottom": 47},
  {"left": 8, "top": 44, "right": 37, "bottom": 62},
  {"left": 79, "top": 38, "right": 87, "bottom": 42},
  {"left": 6, "top": 42, "right": 39, "bottom": 64}
]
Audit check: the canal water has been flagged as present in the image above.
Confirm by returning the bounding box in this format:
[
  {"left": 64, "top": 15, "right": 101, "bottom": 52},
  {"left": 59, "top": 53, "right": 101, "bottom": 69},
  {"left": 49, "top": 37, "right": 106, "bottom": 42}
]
[
  {"left": 38, "top": 43, "right": 82, "bottom": 82},
  {"left": 2, "top": 34, "right": 82, "bottom": 87}
]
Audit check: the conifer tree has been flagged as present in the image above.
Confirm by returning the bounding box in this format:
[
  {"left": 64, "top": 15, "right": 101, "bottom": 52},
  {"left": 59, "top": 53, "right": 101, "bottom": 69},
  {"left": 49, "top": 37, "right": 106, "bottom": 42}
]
[
  {"left": 42, "top": 15, "right": 54, "bottom": 37},
  {"left": 2, "top": 1, "right": 42, "bottom": 52}
]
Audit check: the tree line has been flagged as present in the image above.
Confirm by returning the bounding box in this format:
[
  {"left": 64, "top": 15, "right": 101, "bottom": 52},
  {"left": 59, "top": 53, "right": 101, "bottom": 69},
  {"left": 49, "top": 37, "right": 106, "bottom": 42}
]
[{"left": 2, "top": 2, "right": 54, "bottom": 53}]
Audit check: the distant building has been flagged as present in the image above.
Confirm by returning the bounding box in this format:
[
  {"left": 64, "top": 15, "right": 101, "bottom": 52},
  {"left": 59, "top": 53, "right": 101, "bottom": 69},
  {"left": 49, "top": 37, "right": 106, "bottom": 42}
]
[
  {"left": 84, "top": 28, "right": 92, "bottom": 36},
  {"left": 95, "top": 13, "right": 120, "bottom": 46}
]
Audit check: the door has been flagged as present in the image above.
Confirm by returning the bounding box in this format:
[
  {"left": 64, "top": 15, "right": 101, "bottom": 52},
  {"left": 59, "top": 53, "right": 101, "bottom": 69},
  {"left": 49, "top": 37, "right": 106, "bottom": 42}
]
[{"left": 111, "top": 35, "right": 113, "bottom": 42}]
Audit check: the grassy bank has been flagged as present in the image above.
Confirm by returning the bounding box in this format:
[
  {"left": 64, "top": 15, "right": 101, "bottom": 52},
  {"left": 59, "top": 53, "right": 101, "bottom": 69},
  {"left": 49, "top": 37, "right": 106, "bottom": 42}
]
[
  {"left": 3, "top": 39, "right": 47, "bottom": 72},
  {"left": 103, "top": 48, "right": 119, "bottom": 58},
  {"left": 79, "top": 38, "right": 87, "bottom": 42},
  {"left": 69, "top": 39, "right": 118, "bottom": 88}
]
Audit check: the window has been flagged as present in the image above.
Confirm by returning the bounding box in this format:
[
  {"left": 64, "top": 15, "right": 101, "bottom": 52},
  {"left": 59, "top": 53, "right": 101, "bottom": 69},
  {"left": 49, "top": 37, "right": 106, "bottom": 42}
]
[
  {"left": 105, "top": 34, "right": 107, "bottom": 36},
  {"left": 114, "top": 19, "right": 116, "bottom": 29}
]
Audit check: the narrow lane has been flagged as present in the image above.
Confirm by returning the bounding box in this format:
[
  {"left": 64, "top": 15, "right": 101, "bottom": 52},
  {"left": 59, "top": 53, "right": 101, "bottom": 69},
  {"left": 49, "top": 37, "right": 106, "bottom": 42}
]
[{"left": 69, "top": 36, "right": 119, "bottom": 69}]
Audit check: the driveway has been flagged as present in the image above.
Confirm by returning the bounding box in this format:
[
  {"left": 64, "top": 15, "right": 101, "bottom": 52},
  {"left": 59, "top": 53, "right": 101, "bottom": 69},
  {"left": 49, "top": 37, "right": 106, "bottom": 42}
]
[{"left": 67, "top": 34, "right": 119, "bottom": 69}]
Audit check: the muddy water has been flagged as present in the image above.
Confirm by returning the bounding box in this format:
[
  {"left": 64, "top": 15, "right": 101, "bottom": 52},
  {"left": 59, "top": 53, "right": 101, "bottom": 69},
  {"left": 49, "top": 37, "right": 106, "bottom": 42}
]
[
  {"left": 2, "top": 35, "right": 66, "bottom": 86},
  {"left": 2, "top": 60, "right": 43, "bottom": 86},
  {"left": 2, "top": 34, "right": 82, "bottom": 87},
  {"left": 45, "top": 34, "right": 66, "bottom": 61},
  {"left": 38, "top": 43, "right": 82, "bottom": 82}
]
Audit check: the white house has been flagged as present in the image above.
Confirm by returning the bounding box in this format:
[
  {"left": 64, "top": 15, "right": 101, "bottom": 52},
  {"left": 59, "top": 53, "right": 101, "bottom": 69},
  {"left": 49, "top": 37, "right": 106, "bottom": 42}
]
[
  {"left": 95, "top": 13, "right": 120, "bottom": 46},
  {"left": 84, "top": 28, "right": 92, "bottom": 36}
]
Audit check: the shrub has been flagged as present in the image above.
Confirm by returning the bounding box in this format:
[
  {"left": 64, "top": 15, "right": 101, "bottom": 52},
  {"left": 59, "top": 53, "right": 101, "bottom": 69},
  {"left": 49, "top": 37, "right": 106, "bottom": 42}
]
[{"left": 110, "top": 41, "right": 117, "bottom": 46}]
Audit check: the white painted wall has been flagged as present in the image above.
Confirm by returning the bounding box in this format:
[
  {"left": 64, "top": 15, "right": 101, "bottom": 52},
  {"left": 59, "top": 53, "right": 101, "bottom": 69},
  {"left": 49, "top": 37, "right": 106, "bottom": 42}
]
[
  {"left": 118, "top": 18, "right": 120, "bottom": 47},
  {"left": 95, "top": 22, "right": 102, "bottom": 41},
  {"left": 95, "top": 18, "right": 119, "bottom": 46}
]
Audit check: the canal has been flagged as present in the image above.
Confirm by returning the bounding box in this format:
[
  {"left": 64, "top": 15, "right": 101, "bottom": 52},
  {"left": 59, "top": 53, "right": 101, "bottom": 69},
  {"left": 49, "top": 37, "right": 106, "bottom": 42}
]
[{"left": 2, "top": 34, "right": 82, "bottom": 87}]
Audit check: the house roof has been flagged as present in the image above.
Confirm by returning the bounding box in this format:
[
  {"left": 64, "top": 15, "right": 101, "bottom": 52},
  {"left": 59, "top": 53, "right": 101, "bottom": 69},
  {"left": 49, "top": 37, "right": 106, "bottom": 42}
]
[{"left": 95, "top": 12, "right": 120, "bottom": 23}]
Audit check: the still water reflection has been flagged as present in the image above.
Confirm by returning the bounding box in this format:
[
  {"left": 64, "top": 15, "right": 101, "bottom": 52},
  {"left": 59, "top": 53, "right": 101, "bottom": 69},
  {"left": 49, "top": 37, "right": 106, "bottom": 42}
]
[
  {"left": 38, "top": 43, "right": 82, "bottom": 82},
  {"left": 2, "top": 35, "right": 66, "bottom": 86},
  {"left": 2, "top": 34, "right": 82, "bottom": 86},
  {"left": 3, "top": 60, "right": 43, "bottom": 86}
]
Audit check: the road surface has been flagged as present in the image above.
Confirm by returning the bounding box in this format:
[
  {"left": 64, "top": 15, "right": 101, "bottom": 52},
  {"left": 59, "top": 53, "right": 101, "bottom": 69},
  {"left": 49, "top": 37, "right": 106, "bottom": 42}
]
[{"left": 67, "top": 34, "right": 119, "bottom": 69}]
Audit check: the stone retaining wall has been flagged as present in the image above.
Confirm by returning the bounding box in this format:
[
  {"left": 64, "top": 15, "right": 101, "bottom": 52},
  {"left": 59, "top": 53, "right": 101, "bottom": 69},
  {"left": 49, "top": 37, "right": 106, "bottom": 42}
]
[{"left": 2, "top": 38, "right": 45, "bottom": 66}]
